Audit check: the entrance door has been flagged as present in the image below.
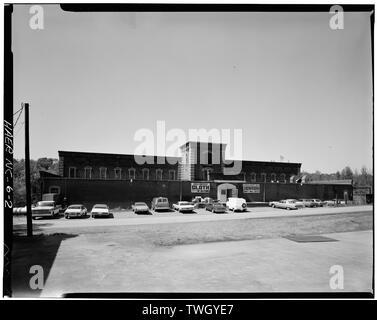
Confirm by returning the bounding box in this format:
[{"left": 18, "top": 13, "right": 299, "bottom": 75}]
[{"left": 217, "top": 183, "right": 238, "bottom": 202}]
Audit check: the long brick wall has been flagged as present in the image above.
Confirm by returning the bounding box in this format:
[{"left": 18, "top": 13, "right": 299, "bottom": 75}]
[{"left": 41, "top": 177, "right": 353, "bottom": 209}]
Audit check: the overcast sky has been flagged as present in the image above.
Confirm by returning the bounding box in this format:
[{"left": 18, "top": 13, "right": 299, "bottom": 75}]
[{"left": 12, "top": 5, "right": 373, "bottom": 173}]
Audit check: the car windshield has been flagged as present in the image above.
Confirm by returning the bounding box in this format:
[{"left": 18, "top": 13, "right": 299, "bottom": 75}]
[
  {"left": 68, "top": 205, "right": 82, "bottom": 209},
  {"left": 37, "top": 201, "right": 54, "bottom": 207},
  {"left": 135, "top": 202, "right": 146, "bottom": 206},
  {"left": 94, "top": 204, "right": 107, "bottom": 209},
  {"left": 158, "top": 198, "right": 167, "bottom": 203}
]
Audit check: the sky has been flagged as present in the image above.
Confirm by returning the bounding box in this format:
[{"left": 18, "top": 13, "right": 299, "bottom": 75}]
[{"left": 12, "top": 5, "right": 373, "bottom": 173}]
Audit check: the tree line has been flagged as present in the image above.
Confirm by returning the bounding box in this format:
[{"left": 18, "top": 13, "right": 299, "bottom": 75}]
[{"left": 301, "top": 166, "right": 373, "bottom": 188}]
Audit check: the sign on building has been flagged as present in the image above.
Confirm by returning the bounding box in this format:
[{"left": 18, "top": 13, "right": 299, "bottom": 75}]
[
  {"left": 191, "top": 183, "right": 210, "bottom": 193},
  {"left": 243, "top": 183, "right": 260, "bottom": 193}
]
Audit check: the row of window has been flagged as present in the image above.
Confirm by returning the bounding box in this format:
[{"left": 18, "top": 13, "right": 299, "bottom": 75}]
[
  {"left": 200, "top": 169, "right": 291, "bottom": 182},
  {"left": 68, "top": 167, "right": 176, "bottom": 180}
]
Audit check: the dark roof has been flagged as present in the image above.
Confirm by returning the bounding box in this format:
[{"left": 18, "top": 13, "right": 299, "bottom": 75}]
[
  {"left": 39, "top": 170, "right": 61, "bottom": 177},
  {"left": 58, "top": 150, "right": 180, "bottom": 163}
]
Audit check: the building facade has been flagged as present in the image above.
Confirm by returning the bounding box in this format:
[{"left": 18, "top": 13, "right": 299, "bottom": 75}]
[{"left": 40, "top": 141, "right": 352, "bottom": 208}]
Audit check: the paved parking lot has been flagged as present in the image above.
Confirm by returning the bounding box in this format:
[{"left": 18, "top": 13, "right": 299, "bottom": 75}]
[
  {"left": 13, "top": 205, "right": 373, "bottom": 230},
  {"left": 11, "top": 205, "right": 373, "bottom": 297}
]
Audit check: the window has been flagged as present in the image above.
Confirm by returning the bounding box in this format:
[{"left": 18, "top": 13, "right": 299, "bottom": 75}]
[
  {"left": 49, "top": 186, "right": 60, "bottom": 194},
  {"left": 261, "top": 173, "right": 266, "bottom": 182},
  {"left": 99, "top": 167, "right": 107, "bottom": 180},
  {"left": 202, "top": 168, "right": 212, "bottom": 181},
  {"left": 84, "top": 166, "right": 92, "bottom": 179},
  {"left": 169, "top": 170, "right": 176, "bottom": 180},
  {"left": 250, "top": 172, "right": 257, "bottom": 182},
  {"left": 114, "top": 167, "right": 122, "bottom": 180},
  {"left": 142, "top": 168, "right": 149, "bottom": 180},
  {"left": 271, "top": 173, "right": 276, "bottom": 182},
  {"left": 156, "top": 169, "right": 163, "bottom": 180},
  {"left": 68, "top": 167, "right": 76, "bottom": 178},
  {"left": 128, "top": 168, "right": 136, "bottom": 180},
  {"left": 280, "top": 173, "right": 286, "bottom": 183}
]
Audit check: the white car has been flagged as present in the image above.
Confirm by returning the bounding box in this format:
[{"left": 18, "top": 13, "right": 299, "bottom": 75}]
[
  {"left": 64, "top": 204, "right": 87, "bottom": 219},
  {"left": 226, "top": 197, "right": 247, "bottom": 212},
  {"left": 132, "top": 202, "right": 150, "bottom": 214},
  {"left": 91, "top": 204, "right": 110, "bottom": 218},
  {"left": 272, "top": 199, "right": 304, "bottom": 210},
  {"left": 32, "top": 201, "right": 61, "bottom": 219},
  {"left": 173, "top": 201, "right": 195, "bottom": 213}
]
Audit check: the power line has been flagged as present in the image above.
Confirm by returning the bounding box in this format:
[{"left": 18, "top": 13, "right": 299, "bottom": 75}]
[
  {"left": 13, "top": 105, "right": 23, "bottom": 116},
  {"left": 15, "top": 122, "right": 25, "bottom": 137},
  {"left": 14, "top": 106, "right": 23, "bottom": 127}
]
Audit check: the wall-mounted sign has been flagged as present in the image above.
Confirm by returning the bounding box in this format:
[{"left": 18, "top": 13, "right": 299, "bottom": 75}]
[
  {"left": 191, "top": 183, "right": 210, "bottom": 193},
  {"left": 243, "top": 184, "right": 260, "bottom": 193}
]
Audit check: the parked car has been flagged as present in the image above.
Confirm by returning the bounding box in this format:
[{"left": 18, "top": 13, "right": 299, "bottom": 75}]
[
  {"left": 91, "top": 204, "right": 110, "bottom": 218},
  {"left": 272, "top": 199, "right": 304, "bottom": 210},
  {"left": 64, "top": 204, "right": 87, "bottom": 219},
  {"left": 151, "top": 197, "right": 170, "bottom": 211},
  {"left": 202, "top": 197, "right": 213, "bottom": 204},
  {"left": 269, "top": 201, "right": 279, "bottom": 207},
  {"left": 32, "top": 200, "right": 61, "bottom": 219},
  {"left": 192, "top": 196, "right": 205, "bottom": 208},
  {"left": 173, "top": 201, "right": 195, "bottom": 213},
  {"left": 132, "top": 202, "right": 150, "bottom": 214},
  {"left": 205, "top": 200, "right": 227, "bottom": 213},
  {"left": 226, "top": 197, "right": 247, "bottom": 212},
  {"left": 299, "top": 199, "right": 316, "bottom": 208},
  {"left": 311, "top": 199, "right": 324, "bottom": 207},
  {"left": 324, "top": 199, "right": 346, "bottom": 206}
]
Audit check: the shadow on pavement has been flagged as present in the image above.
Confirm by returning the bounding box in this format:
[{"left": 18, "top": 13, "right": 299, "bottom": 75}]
[{"left": 11, "top": 232, "right": 78, "bottom": 298}]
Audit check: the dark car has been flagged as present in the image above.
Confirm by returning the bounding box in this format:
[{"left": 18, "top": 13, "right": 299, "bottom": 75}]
[{"left": 205, "top": 200, "right": 227, "bottom": 213}]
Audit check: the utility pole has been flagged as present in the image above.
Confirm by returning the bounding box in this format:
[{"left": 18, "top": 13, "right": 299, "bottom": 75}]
[{"left": 24, "top": 103, "right": 33, "bottom": 237}]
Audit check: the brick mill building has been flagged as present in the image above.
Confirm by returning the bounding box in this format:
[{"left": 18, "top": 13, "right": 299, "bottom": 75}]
[{"left": 40, "top": 141, "right": 353, "bottom": 207}]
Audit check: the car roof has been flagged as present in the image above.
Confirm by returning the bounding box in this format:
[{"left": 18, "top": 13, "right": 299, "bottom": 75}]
[{"left": 93, "top": 204, "right": 108, "bottom": 206}]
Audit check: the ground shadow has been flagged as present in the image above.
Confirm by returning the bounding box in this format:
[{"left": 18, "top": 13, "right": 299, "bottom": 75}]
[{"left": 11, "top": 232, "right": 78, "bottom": 298}]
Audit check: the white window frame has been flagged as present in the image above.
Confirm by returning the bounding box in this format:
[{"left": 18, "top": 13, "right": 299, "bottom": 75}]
[
  {"left": 250, "top": 172, "right": 257, "bottom": 182},
  {"left": 99, "top": 167, "right": 107, "bottom": 180},
  {"left": 280, "top": 173, "right": 286, "bottom": 183},
  {"left": 271, "top": 173, "right": 276, "bottom": 182},
  {"left": 129, "top": 168, "right": 136, "bottom": 180},
  {"left": 142, "top": 168, "right": 149, "bottom": 180},
  {"left": 261, "top": 172, "right": 266, "bottom": 183},
  {"left": 84, "top": 166, "right": 92, "bottom": 179},
  {"left": 68, "top": 167, "right": 76, "bottom": 178},
  {"left": 114, "top": 167, "right": 122, "bottom": 180},
  {"left": 168, "top": 170, "right": 176, "bottom": 180},
  {"left": 156, "top": 169, "right": 163, "bottom": 180}
]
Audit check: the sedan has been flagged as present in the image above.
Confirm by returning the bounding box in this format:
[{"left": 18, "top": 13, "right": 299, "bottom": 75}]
[
  {"left": 312, "top": 199, "right": 324, "bottom": 207},
  {"left": 91, "top": 204, "right": 111, "bottom": 218},
  {"left": 299, "top": 199, "right": 316, "bottom": 208},
  {"left": 272, "top": 199, "right": 304, "bottom": 210},
  {"left": 132, "top": 202, "right": 150, "bottom": 214},
  {"left": 64, "top": 204, "right": 87, "bottom": 219},
  {"left": 205, "top": 201, "right": 227, "bottom": 213},
  {"left": 173, "top": 201, "right": 195, "bottom": 213}
]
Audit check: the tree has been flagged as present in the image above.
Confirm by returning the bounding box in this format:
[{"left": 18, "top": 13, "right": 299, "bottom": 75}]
[
  {"left": 340, "top": 166, "right": 353, "bottom": 180},
  {"left": 13, "top": 158, "right": 59, "bottom": 207}
]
